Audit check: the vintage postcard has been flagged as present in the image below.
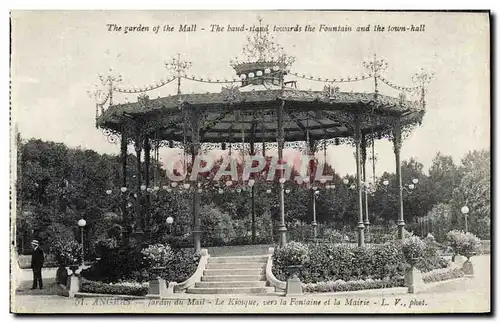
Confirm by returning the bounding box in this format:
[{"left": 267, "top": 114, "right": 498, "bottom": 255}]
[{"left": 10, "top": 10, "right": 491, "bottom": 314}]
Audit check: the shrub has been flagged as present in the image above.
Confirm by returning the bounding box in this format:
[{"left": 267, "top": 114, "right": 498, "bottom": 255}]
[
  {"left": 322, "top": 228, "right": 344, "bottom": 243},
  {"left": 446, "top": 230, "right": 481, "bottom": 256},
  {"left": 422, "top": 267, "right": 465, "bottom": 283},
  {"left": 81, "top": 245, "right": 148, "bottom": 283},
  {"left": 160, "top": 248, "right": 200, "bottom": 283},
  {"left": 401, "top": 236, "right": 425, "bottom": 260},
  {"left": 201, "top": 205, "right": 237, "bottom": 246},
  {"left": 50, "top": 240, "right": 82, "bottom": 266},
  {"left": 80, "top": 279, "right": 148, "bottom": 296},
  {"left": 302, "top": 277, "right": 404, "bottom": 293},
  {"left": 272, "top": 242, "right": 309, "bottom": 279},
  {"left": 141, "top": 244, "right": 174, "bottom": 268}
]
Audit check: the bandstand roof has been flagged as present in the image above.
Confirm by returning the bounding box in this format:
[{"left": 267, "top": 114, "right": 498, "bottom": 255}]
[{"left": 96, "top": 87, "right": 424, "bottom": 144}]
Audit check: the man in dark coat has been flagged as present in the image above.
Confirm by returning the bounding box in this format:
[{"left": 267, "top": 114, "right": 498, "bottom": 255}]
[{"left": 30, "top": 240, "right": 44, "bottom": 289}]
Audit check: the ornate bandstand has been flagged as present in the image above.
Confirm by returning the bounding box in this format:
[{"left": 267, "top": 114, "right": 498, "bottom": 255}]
[{"left": 92, "top": 19, "right": 432, "bottom": 252}]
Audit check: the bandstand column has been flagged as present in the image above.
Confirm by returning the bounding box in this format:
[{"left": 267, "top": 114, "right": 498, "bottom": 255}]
[
  {"left": 308, "top": 139, "right": 318, "bottom": 239},
  {"left": 144, "top": 136, "right": 151, "bottom": 234},
  {"left": 392, "top": 119, "right": 405, "bottom": 239},
  {"left": 189, "top": 108, "right": 202, "bottom": 253},
  {"left": 361, "top": 133, "right": 370, "bottom": 241},
  {"left": 354, "top": 116, "right": 365, "bottom": 247},
  {"left": 277, "top": 100, "right": 287, "bottom": 247},
  {"left": 120, "top": 131, "right": 129, "bottom": 240},
  {"left": 133, "top": 125, "right": 144, "bottom": 244},
  {"left": 250, "top": 141, "right": 256, "bottom": 244}
]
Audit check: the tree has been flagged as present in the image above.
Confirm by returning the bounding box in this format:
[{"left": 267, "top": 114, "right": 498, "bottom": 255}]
[
  {"left": 451, "top": 149, "right": 490, "bottom": 239},
  {"left": 428, "top": 153, "right": 460, "bottom": 204}
]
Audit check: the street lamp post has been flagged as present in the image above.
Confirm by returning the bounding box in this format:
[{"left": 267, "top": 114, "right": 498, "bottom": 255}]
[
  {"left": 461, "top": 206, "right": 470, "bottom": 232},
  {"left": 166, "top": 216, "right": 174, "bottom": 234},
  {"left": 77, "top": 218, "right": 86, "bottom": 267}
]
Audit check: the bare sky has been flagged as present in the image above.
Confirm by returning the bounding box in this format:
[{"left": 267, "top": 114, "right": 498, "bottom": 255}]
[{"left": 11, "top": 10, "right": 490, "bottom": 178}]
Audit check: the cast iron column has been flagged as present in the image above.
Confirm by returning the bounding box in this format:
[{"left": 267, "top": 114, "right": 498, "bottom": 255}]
[
  {"left": 308, "top": 139, "right": 317, "bottom": 239},
  {"left": 120, "top": 131, "right": 129, "bottom": 241},
  {"left": 190, "top": 107, "right": 202, "bottom": 253},
  {"left": 250, "top": 141, "right": 256, "bottom": 244},
  {"left": 134, "top": 125, "right": 144, "bottom": 244},
  {"left": 354, "top": 116, "right": 365, "bottom": 246},
  {"left": 143, "top": 136, "right": 151, "bottom": 235},
  {"left": 277, "top": 100, "right": 287, "bottom": 247},
  {"left": 393, "top": 119, "right": 405, "bottom": 239},
  {"left": 361, "top": 133, "right": 370, "bottom": 242}
]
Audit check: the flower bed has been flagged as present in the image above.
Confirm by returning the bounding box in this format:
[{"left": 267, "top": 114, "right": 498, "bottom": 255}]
[
  {"left": 422, "top": 267, "right": 465, "bottom": 284},
  {"left": 79, "top": 279, "right": 148, "bottom": 296},
  {"left": 302, "top": 277, "right": 404, "bottom": 293}
]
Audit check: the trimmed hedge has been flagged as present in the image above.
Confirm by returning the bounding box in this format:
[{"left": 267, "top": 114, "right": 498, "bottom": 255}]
[
  {"left": 273, "top": 240, "right": 449, "bottom": 284},
  {"left": 422, "top": 267, "right": 465, "bottom": 283},
  {"left": 80, "top": 280, "right": 148, "bottom": 296},
  {"left": 302, "top": 277, "right": 404, "bottom": 293}
]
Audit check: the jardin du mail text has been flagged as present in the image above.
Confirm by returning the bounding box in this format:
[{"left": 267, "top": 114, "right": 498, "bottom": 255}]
[{"left": 77, "top": 296, "right": 429, "bottom": 311}]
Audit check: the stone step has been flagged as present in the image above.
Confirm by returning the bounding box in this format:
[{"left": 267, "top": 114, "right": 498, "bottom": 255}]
[
  {"left": 203, "top": 269, "right": 264, "bottom": 276},
  {"left": 208, "top": 255, "right": 268, "bottom": 263},
  {"left": 195, "top": 281, "right": 267, "bottom": 288},
  {"left": 205, "top": 262, "right": 266, "bottom": 270},
  {"left": 201, "top": 275, "right": 266, "bottom": 282},
  {"left": 186, "top": 287, "right": 269, "bottom": 294}
]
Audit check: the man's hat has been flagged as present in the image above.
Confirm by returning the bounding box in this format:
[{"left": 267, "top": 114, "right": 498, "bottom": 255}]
[{"left": 31, "top": 240, "right": 39, "bottom": 246}]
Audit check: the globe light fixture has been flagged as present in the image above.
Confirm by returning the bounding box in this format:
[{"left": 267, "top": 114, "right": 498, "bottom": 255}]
[
  {"left": 408, "top": 184, "right": 415, "bottom": 190},
  {"left": 264, "top": 68, "right": 271, "bottom": 74},
  {"left": 166, "top": 216, "right": 174, "bottom": 233},
  {"left": 314, "top": 190, "right": 320, "bottom": 196},
  {"left": 461, "top": 206, "right": 469, "bottom": 214},
  {"left": 248, "top": 72, "right": 255, "bottom": 78},
  {"left": 140, "top": 185, "right": 147, "bottom": 191},
  {"left": 285, "top": 189, "right": 291, "bottom": 194},
  {"left": 256, "top": 70, "right": 263, "bottom": 76},
  {"left": 383, "top": 180, "right": 389, "bottom": 186},
  {"left": 412, "top": 178, "right": 419, "bottom": 184},
  {"left": 120, "top": 187, "right": 127, "bottom": 193},
  {"left": 266, "top": 189, "right": 272, "bottom": 194},
  {"left": 105, "top": 189, "right": 112, "bottom": 195},
  {"left": 240, "top": 74, "right": 247, "bottom": 80},
  {"left": 236, "top": 188, "right": 242, "bottom": 193}
]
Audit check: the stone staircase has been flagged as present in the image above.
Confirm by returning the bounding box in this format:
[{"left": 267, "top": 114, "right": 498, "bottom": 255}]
[{"left": 187, "top": 255, "right": 272, "bottom": 294}]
